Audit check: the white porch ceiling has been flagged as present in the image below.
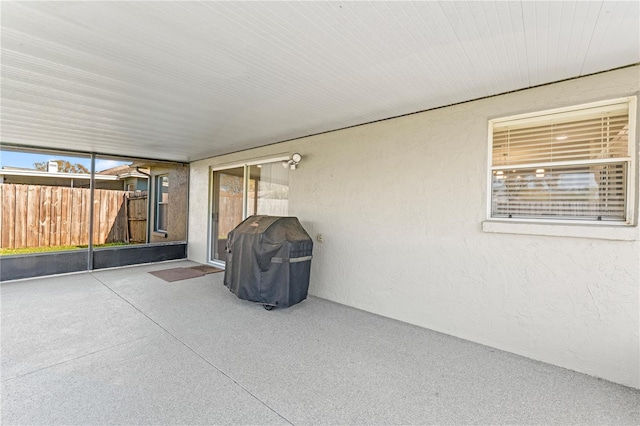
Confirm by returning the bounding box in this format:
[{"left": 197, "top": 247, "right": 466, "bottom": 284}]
[{"left": 1, "top": 1, "right": 639, "bottom": 162}]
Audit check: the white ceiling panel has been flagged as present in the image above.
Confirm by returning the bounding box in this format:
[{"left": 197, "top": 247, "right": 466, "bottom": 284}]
[
  {"left": 1, "top": 1, "right": 638, "bottom": 162},
  {"left": 581, "top": 1, "right": 640, "bottom": 75}
]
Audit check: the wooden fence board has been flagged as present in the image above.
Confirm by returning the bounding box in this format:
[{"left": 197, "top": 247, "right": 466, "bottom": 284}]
[
  {"left": 100, "top": 190, "right": 108, "bottom": 242},
  {"left": 96, "top": 189, "right": 112, "bottom": 243},
  {"left": 27, "top": 185, "right": 40, "bottom": 248},
  {"left": 67, "top": 188, "right": 74, "bottom": 245},
  {"left": 93, "top": 190, "right": 102, "bottom": 244},
  {"left": 60, "top": 187, "right": 70, "bottom": 246},
  {"left": 91, "top": 191, "right": 98, "bottom": 244},
  {"left": 14, "top": 185, "right": 27, "bottom": 248},
  {"left": 69, "top": 188, "right": 79, "bottom": 245},
  {"left": 75, "top": 188, "right": 87, "bottom": 246},
  {"left": 120, "top": 193, "right": 128, "bottom": 241},
  {"left": 50, "top": 187, "right": 57, "bottom": 246},
  {"left": 105, "top": 191, "right": 113, "bottom": 242},
  {"left": 81, "top": 188, "right": 89, "bottom": 245},
  {"left": 51, "top": 187, "right": 61, "bottom": 246},
  {"left": 1, "top": 185, "right": 15, "bottom": 248},
  {"left": 110, "top": 193, "right": 126, "bottom": 243},
  {"left": 80, "top": 188, "right": 89, "bottom": 246},
  {"left": 40, "top": 186, "right": 52, "bottom": 247}
]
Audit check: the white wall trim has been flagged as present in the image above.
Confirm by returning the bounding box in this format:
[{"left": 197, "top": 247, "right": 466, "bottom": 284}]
[
  {"left": 210, "top": 154, "right": 290, "bottom": 171},
  {"left": 482, "top": 220, "right": 639, "bottom": 241}
]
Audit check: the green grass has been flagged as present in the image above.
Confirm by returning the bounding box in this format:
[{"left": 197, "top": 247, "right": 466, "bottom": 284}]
[{"left": 0, "top": 242, "right": 129, "bottom": 256}]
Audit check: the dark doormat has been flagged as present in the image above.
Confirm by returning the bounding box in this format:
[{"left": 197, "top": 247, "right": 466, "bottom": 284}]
[
  {"left": 190, "top": 264, "right": 224, "bottom": 274},
  {"left": 149, "top": 267, "right": 205, "bottom": 282}
]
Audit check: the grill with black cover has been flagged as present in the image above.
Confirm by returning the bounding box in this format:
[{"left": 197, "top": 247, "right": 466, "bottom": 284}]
[{"left": 223, "top": 215, "right": 313, "bottom": 309}]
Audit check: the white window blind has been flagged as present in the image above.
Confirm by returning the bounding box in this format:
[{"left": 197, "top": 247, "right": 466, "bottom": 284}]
[{"left": 490, "top": 99, "right": 634, "bottom": 222}]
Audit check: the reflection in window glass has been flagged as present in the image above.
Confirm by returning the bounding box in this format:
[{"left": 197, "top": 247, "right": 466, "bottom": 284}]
[
  {"left": 491, "top": 163, "right": 626, "bottom": 220},
  {"left": 218, "top": 171, "right": 244, "bottom": 238},
  {"left": 248, "top": 162, "right": 289, "bottom": 216},
  {"left": 156, "top": 175, "right": 169, "bottom": 232}
]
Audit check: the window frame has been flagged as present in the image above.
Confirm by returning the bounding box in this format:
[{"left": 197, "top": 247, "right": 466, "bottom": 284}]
[
  {"left": 154, "top": 174, "right": 169, "bottom": 233},
  {"left": 486, "top": 96, "right": 637, "bottom": 226}
]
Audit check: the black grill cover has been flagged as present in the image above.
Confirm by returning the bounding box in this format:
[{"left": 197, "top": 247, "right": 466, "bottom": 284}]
[{"left": 223, "top": 215, "right": 313, "bottom": 308}]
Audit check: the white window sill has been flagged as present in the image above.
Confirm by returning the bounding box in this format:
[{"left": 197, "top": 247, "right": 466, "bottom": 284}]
[{"left": 482, "top": 220, "right": 638, "bottom": 241}]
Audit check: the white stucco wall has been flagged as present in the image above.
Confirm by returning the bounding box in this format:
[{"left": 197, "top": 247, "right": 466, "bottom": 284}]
[{"left": 189, "top": 66, "right": 640, "bottom": 388}]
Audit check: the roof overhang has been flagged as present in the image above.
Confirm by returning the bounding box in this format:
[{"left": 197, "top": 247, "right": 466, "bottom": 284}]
[{"left": 0, "top": 169, "right": 118, "bottom": 181}]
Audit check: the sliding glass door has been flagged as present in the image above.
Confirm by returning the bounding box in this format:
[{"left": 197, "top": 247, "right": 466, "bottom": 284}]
[
  {"left": 210, "top": 160, "right": 288, "bottom": 265},
  {"left": 211, "top": 167, "right": 245, "bottom": 264}
]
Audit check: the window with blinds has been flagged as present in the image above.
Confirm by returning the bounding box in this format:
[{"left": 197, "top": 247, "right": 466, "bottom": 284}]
[{"left": 489, "top": 98, "right": 635, "bottom": 223}]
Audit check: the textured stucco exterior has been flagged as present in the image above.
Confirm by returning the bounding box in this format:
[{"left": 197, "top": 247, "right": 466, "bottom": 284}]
[
  {"left": 188, "top": 66, "right": 640, "bottom": 388},
  {"left": 149, "top": 164, "right": 189, "bottom": 243}
]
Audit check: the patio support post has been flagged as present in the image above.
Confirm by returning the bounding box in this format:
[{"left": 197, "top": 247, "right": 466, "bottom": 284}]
[{"left": 87, "top": 154, "right": 96, "bottom": 270}]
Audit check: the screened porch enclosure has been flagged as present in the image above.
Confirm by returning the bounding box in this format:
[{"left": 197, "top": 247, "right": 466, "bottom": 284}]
[{"left": 0, "top": 147, "right": 189, "bottom": 281}]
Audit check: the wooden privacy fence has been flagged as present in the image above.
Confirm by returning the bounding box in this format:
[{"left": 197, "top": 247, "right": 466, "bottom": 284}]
[{"left": 0, "top": 184, "right": 148, "bottom": 249}]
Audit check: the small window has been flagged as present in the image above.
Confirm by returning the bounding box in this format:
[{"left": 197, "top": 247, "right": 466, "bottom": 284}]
[
  {"left": 155, "top": 175, "right": 169, "bottom": 232},
  {"left": 488, "top": 98, "right": 636, "bottom": 224}
]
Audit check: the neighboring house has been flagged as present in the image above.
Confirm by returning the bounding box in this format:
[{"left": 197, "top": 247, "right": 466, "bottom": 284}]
[
  {"left": 133, "top": 161, "right": 188, "bottom": 243},
  {"left": 0, "top": 164, "right": 149, "bottom": 190},
  {"left": 97, "top": 164, "right": 149, "bottom": 191}
]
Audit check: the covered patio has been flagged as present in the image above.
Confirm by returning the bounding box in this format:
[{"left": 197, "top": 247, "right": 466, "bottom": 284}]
[
  {"left": 2, "top": 2, "right": 640, "bottom": 421},
  {"left": 2, "top": 260, "right": 638, "bottom": 424}
]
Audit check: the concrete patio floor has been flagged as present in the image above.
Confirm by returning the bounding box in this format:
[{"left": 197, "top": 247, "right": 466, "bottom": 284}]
[{"left": 2, "top": 260, "right": 639, "bottom": 425}]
